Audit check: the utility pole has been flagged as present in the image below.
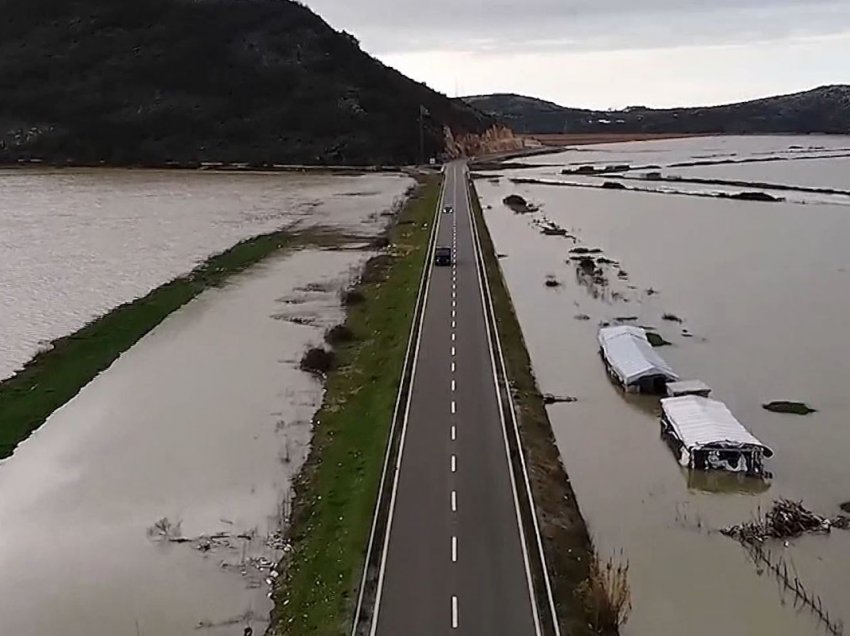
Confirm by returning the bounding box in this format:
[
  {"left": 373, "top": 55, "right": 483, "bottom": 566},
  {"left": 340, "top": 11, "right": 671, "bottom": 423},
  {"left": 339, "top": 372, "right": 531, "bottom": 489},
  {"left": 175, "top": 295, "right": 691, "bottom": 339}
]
[{"left": 419, "top": 105, "right": 426, "bottom": 165}]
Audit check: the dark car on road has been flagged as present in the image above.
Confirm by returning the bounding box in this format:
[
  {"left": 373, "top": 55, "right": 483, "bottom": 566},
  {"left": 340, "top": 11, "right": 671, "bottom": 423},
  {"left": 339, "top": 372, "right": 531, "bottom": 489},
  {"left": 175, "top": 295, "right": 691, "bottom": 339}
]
[
  {"left": 434, "top": 246, "right": 452, "bottom": 266},
  {"left": 443, "top": 205, "right": 453, "bottom": 214}
]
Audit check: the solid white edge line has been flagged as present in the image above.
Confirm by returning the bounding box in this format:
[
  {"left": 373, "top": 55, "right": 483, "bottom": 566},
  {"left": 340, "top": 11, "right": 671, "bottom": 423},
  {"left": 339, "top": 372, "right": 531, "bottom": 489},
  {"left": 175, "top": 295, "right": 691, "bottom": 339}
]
[
  {"left": 367, "top": 166, "right": 448, "bottom": 636},
  {"left": 452, "top": 595, "right": 459, "bottom": 629},
  {"left": 468, "top": 174, "right": 563, "bottom": 636},
  {"left": 465, "top": 165, "right": 544, "bottom": 636}
]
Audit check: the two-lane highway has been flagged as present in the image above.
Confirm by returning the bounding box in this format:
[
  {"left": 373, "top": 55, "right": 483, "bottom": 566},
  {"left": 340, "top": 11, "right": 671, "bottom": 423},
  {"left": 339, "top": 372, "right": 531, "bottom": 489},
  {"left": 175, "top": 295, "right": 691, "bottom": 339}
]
[{"left": 371, "top": 163, "right": 540, "bottom": 635}]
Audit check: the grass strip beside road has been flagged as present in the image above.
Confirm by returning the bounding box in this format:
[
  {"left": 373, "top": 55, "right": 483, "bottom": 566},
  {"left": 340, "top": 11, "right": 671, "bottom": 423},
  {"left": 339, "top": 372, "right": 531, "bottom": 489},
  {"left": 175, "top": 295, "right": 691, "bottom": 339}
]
[
  {"left": 469, "top": 183, "right": 608, "bottom": 636},
  {"left": 270, "top": 176, "right": 440, "bottom": 635},
  {"left": 0, "top": 230, "right": 297, "bottom": 460}
]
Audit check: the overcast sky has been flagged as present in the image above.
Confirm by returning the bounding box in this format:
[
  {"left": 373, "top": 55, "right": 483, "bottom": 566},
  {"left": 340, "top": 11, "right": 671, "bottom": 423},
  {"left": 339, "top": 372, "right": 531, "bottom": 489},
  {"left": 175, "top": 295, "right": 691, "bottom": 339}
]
[{"left": 304, "top": 0, "right": 850, "bottom": 108}]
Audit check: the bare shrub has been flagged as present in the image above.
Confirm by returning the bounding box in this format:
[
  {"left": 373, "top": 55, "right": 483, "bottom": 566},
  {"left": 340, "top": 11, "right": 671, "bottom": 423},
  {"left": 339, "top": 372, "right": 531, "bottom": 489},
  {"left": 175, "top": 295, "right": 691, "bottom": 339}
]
[
  {"left": 300, "top": 347, "right": 335, "bottom": 375},
  {"left": 325, "top": 325, "right": 355, "bottom": 346},
  {"left": 576, "top": 549, "right": 631, "bottom": 633},
  {"left": 341, "top": 289, "right": 366, "bottom": 306}
]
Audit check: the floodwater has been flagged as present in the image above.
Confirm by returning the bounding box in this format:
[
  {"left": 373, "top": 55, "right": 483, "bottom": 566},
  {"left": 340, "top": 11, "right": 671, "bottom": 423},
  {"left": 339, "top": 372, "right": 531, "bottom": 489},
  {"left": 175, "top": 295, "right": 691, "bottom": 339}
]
[
  {"left": 0, "top": 247, "right": 370, "bottom": 635},
  {"left": 477, "top": 135, "right": 850, "bottom": 635},
  {"left": 0, "top": 168, "right": 411, "bottom": 379}
]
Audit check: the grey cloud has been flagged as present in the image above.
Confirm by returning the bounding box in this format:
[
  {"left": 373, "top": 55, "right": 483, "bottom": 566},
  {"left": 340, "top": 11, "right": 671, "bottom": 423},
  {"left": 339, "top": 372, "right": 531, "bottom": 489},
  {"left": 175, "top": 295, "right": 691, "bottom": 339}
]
[{"left": 304, "top": 0, "right": 850, "bottom": 53}]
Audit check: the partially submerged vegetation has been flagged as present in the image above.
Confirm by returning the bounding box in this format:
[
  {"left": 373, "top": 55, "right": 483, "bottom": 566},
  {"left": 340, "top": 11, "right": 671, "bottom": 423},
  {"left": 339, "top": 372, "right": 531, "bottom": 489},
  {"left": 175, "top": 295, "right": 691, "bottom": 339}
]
[
  {"left": 502, "top": 193, "right": 537, "bottom": 213},
  {"left": 763, "top": 401, "right": 818, "bottom": 415},
  {"left": 270, "top": 176, "right": 440, "bottom": 634},
  {"left": 646, "top": 332, "right": 672, "bottom": 348},
  {"left": 576, "top": 551, "right": 632, "bottom": 633},
  {"left": 0, "top": 228, "right": 305, "bottom": 459}
]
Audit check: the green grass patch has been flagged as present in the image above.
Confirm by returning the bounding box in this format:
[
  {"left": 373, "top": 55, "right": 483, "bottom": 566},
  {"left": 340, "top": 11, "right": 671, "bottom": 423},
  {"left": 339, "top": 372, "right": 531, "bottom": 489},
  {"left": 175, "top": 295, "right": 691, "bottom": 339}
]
[
  {"left": 470, "top": 184, "right": 607, "bottom": 635},
  {"left": 0, "top": 230, "right": 297, "bottom": 460},
  {"left": 270, "top": 176, "right": 440, "bottom": 635}
]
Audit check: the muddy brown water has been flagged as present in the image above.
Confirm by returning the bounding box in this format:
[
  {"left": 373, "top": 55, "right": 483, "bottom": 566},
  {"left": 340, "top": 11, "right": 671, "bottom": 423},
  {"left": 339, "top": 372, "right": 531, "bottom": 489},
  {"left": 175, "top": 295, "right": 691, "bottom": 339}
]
[
  {"left": 0, "top": 248, "right": 369, "bottom": 635},
  {"left": 477, "top": 137, "right": 850, "bottom": 635},
  {"left": 0, "top": 168, "right": 411, "bottom": 380}
]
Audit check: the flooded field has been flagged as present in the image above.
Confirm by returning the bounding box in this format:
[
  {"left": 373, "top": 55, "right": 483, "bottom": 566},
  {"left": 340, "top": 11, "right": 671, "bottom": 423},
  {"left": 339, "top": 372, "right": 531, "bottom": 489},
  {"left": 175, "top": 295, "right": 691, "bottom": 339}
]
[
  {"left": 477, "top": 136, "right": 850, "bottom": 635},
  {"left": 0, "top": 247, "right": 369, "bottom": 635},
  {"left": 0, "top": 168, "right": 411, "bottom": 379}
]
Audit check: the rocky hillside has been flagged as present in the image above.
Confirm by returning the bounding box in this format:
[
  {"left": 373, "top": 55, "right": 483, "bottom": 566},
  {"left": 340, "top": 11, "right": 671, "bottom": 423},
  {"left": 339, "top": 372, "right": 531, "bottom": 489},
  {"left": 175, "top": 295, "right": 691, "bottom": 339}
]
[
  {"left": 0, "top": 0, "right": 491, "bottom": 166},
  {"left": 465, "top": 86, "right": 850, "bottom": 135}
]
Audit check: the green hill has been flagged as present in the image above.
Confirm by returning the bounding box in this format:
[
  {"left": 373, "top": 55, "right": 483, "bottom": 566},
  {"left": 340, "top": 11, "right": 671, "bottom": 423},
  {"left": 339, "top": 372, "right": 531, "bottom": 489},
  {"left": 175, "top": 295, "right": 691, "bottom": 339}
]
[
  {"left": 0, "top": 0, "right": 491, "bottom": 166},
  {"left": 465, "top": 86, "right": 850, "bottom": 135}
]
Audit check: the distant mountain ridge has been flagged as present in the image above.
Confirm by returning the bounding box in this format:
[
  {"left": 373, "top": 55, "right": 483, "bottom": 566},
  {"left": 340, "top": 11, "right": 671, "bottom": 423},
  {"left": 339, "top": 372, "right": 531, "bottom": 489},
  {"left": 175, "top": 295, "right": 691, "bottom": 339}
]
[
  {"left": 464, "top": 86, "right": 850, "bottom": 135},
  {"left": 0, "top": 0, "right": 492, "bottom": 166}
]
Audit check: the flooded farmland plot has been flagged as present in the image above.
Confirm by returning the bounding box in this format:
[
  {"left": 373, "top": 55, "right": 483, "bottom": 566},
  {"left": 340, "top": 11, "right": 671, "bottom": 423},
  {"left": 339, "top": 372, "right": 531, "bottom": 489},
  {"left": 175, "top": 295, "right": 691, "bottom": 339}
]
[
  {"left": 0, "top": 168, "right": 411, "bottom": 379},
  {"left": 0, "top": 248, "right": 371, "bottom": 635},
  {"left": 476, "top": 136, "right": 850, "bottom": 635}
]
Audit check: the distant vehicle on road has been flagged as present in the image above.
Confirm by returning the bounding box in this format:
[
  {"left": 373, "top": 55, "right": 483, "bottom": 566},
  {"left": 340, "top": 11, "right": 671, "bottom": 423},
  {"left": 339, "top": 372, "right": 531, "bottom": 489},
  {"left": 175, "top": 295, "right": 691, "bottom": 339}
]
[
  {"left": 434, "top": 246, "right": 452, "bottom": 266},
  {"left": 443, "top": 204, "right": 453, "bottom": 214}
]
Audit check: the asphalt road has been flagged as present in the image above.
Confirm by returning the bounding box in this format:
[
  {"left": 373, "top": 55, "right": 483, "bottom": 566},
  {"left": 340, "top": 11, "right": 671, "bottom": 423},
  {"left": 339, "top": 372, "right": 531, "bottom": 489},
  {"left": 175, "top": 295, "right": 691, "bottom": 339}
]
[{"left": 372, "top": 162, "right": 539, "bottom": 635}]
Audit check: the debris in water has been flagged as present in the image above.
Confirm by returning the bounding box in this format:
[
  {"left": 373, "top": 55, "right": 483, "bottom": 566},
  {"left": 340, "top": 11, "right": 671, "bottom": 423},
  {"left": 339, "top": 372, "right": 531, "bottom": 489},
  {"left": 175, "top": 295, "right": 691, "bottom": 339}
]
[
  {"left": 614, "top": 316, "right": 638, "bottom": 322},
  {"left": 574, "top": 314, "right": 591, "bottom": 321},
  {"left": 725, "top": 191, "right": 782, "bottom": 202},
  {"left": 541, "top": 225, "right": 568, "bottom": 236},
  {"left": 578, "top": 257, "right": 596, "bottom": 273},
  {"left": 721, "top": 499, "right": 850, "bottom": 543},
  {"left": 570, "top": 247, "right": 603, "bottom": 255},
  {"left": 543, "top": 394, "right": 578, "bottom": 405},
  {"left": 544, "top": 278, "right": 561, "bottom": 288},
  {"left": 763, "top": 401, "right": 817, "bottom": 415},
  {"left": 662, "top": 313, "right": 683, "bottom": 323}
]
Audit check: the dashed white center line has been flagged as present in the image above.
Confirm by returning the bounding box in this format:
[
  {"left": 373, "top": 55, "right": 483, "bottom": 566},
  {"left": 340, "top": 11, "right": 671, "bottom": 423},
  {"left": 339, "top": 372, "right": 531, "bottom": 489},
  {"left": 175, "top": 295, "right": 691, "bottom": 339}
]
[
  {"left": 451, "top": 345, "right": 456, "bottom": 357},
  {"left": 451, "top": 490, "right": 457, "bottom": 512},
  {"left": 451, "top": 454, "right": 457, "bottom": 472},
  {"left": 451, "top": 378, "right": 456, "bottom": 392},
  {"left": 451, "top": 320, "right": 456, "bottom": 329},
  {"left": 451, "top": 332, "right": 456, "bottom": 342},
  {"left": 451, "top": 535, "right": 458, "bottom": 562},
  {"left": 451, "top": 425, "right": 456, "bottom": 441},
  {"left": 451, "top": 361, "right": 456, "bottom": 373},
  {"left": 452, "top": 595, "right": 458, "bottom": 629},
  {"left": 451, "top": 400, "right": 456, "bottom": 414}
]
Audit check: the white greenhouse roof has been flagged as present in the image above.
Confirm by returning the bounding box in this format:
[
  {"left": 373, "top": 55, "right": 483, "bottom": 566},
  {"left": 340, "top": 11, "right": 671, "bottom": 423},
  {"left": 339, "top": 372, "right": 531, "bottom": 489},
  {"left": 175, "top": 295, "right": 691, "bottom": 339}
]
[
  {"left": 661, "top": 396, "right": 773, "bottom": 457},
  {"left": 667, "top": 380, "right": 712, "bottom": 397},
  {"left": 598, "top": 326, "right": 678, "bottom": 386}
]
